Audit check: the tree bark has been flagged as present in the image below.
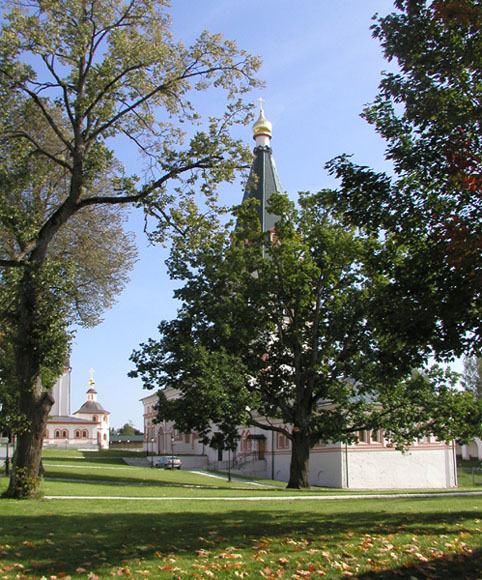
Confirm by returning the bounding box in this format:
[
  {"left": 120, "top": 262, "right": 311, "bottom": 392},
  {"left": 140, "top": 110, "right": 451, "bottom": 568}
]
[
  {"left": 3, "top": 265, "right": 61, "bottom": 498},
  {"left": 287, "top": 429, "right": 311, "bottom": 489},
  {"left": 4, "top": 383, "right": 53, "bottom": 498}
]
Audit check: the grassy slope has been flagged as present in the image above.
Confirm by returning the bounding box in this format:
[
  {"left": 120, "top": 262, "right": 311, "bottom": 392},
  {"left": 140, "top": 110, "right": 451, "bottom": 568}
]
[{"left": 0, "top": 452, "right": 480, "bottom": 579}]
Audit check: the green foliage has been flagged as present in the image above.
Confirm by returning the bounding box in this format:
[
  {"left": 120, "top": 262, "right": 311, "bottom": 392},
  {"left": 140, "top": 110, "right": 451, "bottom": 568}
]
[
  {"left": 0, "top": 0, "right": 261, "bottom": 497},
  {"left": 114, "top": 422, "right": 143, "bottom": 436},
  {"left": 0, "top": 261, "right": 71, "bottom": 391},
  {"left": 326, "top": 0, "right": 482, "bottom": 355},
  {"left": 131, "top": 191, "right": 481, "bottom": 488}
]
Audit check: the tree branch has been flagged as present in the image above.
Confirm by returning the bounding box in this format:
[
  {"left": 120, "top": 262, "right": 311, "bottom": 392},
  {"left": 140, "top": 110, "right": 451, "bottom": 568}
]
[
  {"left": 14, "top": 82, "right": 73, "bottom": 153},
  {"left": 7, "top": 131, "right": 72, "bottom": 171},
  {"left": 247, "top": 414, "right": 293, "bottom": 441},
  {"left": 76, "top": 155, "right": 224, "bottom": 208}
]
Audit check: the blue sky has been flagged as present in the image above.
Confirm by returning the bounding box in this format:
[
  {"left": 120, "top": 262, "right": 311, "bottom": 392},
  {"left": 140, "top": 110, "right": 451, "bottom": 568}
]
[{"left": 70, "top": 1, "right": 398, "bottom": 429}]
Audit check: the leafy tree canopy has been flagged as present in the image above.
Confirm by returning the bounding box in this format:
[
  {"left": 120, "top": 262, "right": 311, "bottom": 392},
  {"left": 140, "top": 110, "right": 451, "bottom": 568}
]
[
  {"left": 0, "top": 0, "right": 261, "bottom": 498},
  {"left": 111, "top": 422, "right": 143, "bottom": 436},
  {"left": 326, "top": 0, "right": 482, "bottom": 356},
  {"left": 131, "top": 192, "right": 481, "bottom": 489}
]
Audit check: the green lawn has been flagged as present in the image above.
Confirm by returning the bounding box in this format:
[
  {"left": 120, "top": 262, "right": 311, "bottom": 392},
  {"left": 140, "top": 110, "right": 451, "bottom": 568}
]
[{"left": 0, "top": 453, "right": 480, "bottom": 579}]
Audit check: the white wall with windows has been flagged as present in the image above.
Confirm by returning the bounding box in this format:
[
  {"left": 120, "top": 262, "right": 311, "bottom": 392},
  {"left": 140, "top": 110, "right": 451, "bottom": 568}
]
[{"left": 140, "top": 391, "right": 457, "bottom": 489}]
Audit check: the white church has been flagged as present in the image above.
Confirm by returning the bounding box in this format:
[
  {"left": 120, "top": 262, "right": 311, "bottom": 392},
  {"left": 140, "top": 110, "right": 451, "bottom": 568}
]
[
  {"left": 44, "top": 364, "right": 110, "bottom": 449},
  {"left": 140, "top": 105, "right": 458, "bottom": 490}
]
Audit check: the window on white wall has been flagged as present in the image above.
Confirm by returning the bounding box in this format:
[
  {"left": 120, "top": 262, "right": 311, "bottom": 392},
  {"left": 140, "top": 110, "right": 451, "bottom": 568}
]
[{"left": 276, "top": 433, "right": 290, "bottom": 449}]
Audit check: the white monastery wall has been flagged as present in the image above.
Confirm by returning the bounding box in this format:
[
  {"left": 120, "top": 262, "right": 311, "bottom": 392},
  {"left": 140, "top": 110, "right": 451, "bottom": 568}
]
[
  {"left": 141, "top": 393, "right": 457, "bottom": 489},
  {"left": 342, "top": 446, "right": 457, "bottom": 489},
  {"left": 44, "top": 423, "right": 100, "bottom": 449},
  {"left": 309, "top": 446, "right": 345, "bottom": 488}
]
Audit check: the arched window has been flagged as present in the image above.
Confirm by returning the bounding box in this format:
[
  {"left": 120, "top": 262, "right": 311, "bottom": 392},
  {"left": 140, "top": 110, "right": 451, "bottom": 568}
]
[
  {"left": 358, "top": 430, "right": 366, "bottom": 443},
  {"left": 62, "top": 430, "right": 68, "bottom": 438},
  {"left": 276, "top": 433, "right": 290, "bottom": 449},
  {"left": 93, "top": 415, "right": 97, "bottom": 422},
  {"left": 82, "top": 430, "right": 88, "bottom": 438},
  {"left": 75, "top": 430, "right": 81, "bottom": 438},
  {"left": 55, "top": 430, "right": 61, "bottom": 438}
]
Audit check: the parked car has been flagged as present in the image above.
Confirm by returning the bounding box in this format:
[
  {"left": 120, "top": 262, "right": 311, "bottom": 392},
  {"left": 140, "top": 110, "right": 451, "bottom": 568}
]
[{"left": 156, "top": 456, "right": 182, "bottom": 469}]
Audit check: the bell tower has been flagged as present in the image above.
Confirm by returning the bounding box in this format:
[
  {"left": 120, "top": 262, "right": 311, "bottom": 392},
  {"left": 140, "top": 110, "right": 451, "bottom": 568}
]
[{"left": 242, "top": 100, "right": 283, "bottom": 233}]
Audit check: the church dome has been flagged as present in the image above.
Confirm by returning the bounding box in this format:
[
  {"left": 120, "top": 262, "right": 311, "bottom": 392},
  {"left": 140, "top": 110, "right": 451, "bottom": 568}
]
[{"left": 253, "top": 107, "right": 272, "bottom": 139}]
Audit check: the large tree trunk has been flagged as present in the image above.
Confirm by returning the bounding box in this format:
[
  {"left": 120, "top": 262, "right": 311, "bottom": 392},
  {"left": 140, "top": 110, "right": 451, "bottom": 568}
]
[
  {"left": 4, "top": 382, "right": 53, "bottom": 498},
  {"left": 4, "top": 265, "right": 59, "bottom": 499},
  {"left": 287, "top": 429, "right": 311, "bottom": 489}
]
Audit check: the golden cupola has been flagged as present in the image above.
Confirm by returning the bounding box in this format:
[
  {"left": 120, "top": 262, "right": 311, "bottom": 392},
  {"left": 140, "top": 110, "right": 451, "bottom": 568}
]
[{"left": 252, "top": 99, "right": 272, "bottom": 147}]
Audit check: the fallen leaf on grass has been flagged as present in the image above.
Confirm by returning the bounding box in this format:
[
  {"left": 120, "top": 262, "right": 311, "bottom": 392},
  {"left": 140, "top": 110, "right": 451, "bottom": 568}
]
[
  {"left": 221, "top": 552, "right": 242, "bottom": 560},
  {"left": 279, "top": 558, "right": 289, "bottom": 566},
  {"left": 198, "top": 537, "right": 215, "bottom": 545}
]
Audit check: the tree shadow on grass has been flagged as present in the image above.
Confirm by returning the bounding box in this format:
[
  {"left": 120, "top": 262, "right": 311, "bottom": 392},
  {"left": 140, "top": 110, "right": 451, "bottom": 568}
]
[
  {"left": 355, "top": 549, "right": 482, "bottom": 580},
  {"left": 0, "top": 504, "right": 480, "bottom": 579},
  {"left": 43, "top": 456, "right": 128, "bottom": 465},
  {"left": 42, "top": 464, "right": 237, "bottom": 488}
]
